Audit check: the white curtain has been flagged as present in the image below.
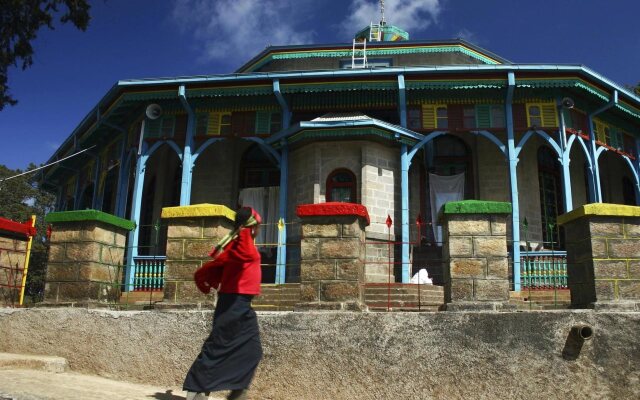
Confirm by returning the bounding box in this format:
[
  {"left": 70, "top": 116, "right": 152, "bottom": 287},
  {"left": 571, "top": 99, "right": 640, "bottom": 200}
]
[
  {"left": 429, "top": 173, "right": 465, "bottom": 245},
  {"left": 238, "top": 187, "right": 280, "bottom": 247}
]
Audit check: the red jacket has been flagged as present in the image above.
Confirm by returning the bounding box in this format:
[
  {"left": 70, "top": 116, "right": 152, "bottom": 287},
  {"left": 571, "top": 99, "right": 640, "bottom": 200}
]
[{"left": 194, "top": 228, "right": 262, "bottom": 295}]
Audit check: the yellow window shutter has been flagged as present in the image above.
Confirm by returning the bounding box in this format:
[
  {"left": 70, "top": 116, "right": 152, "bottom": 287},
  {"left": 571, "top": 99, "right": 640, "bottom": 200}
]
[
  {"left": 594, "top": 120, "right": 606, "bottom": 142},
  {"left": 207, "top": 112, "right": 221, "bottom": 135},
  {"left": 422, "top": 104, "right": 436, "bottom": 129},
  {"left": 541, "top": 103, "right": 558, "bottom": 127}
]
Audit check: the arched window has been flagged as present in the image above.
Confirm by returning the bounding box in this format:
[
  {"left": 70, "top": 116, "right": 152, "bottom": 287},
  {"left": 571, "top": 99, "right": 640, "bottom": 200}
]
[
  {"left": 622, "top": 176, "right": 636, "bottom": 206},
  {"left": 538, "top": 146, "right": 564, "bottom": 249},
  {"left": 326, "top": 169, "right": 356, "bottom": 203}
]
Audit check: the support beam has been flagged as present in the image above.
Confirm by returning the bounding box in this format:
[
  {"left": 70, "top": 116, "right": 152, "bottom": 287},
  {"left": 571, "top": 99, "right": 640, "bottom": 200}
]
[
  {"left": 557, "top": 101, "right": 573, "bottom": 212},
  {"left": 398, "top": 74, "right": 410, "bottom": 283},
  {"left": 276, "top": 142, "right": 289, "bottom": 283},
  {"left": 178, "top": 85, "right": 195, "bottom": 206},
  {"left": 506, "top": 72, "right": 521, "bottom": 291},
  {"left": 273, "top": 79, "right": 291, "bottom": 129},
  {"left": 125, "top": 148, "right": 147, "bottom": 292},
  {"left": 91, "top": 155, "right": 101, "bottom": 210},
  {"left": 636, "top": 138, "right": 640, "bottom": 206},
  {"left": 115, "top": 137, "right": 130, "bottom": 218}
]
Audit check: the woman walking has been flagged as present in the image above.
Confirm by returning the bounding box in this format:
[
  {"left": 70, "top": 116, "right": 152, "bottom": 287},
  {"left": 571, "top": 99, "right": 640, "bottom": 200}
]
[{"left": 184, "top": 207, "right": 263, "bottom": 400}]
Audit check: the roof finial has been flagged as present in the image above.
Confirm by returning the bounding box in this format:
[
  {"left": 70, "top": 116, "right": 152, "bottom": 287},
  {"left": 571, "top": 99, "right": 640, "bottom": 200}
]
[{"left": 380, "top": 0, "right": 386, "bottom": 26}]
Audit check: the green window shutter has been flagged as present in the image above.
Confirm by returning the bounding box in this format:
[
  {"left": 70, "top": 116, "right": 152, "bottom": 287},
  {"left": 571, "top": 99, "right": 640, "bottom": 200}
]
[
  {"left": 476, "top": 105, "right": 491, "bottom": 128},
  {"left": 255, "top": 111, "right": 271, "bottom": 134},
  {"left": 422, "top": 105, "right": 436, "bottom": 129},
  {"left": 195, "top": 113, "right": 208, "bottom": 136},
  {"left": 160, "top": 116, "right": 175, "bottom": 138},
  {"left": 541, "top": 103, "right": 558, "bottom": 127},
  {"left": 144, "top": 119, "right": 162, "bottom": 138}
]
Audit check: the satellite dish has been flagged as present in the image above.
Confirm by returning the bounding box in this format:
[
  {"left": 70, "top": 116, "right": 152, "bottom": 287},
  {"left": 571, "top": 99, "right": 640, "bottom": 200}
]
[
  {"left": 561, "top": 97, "right": 575, "bottom": 109},
  {"left": 145, "top": 104, "right": 162, "bottom": 120}
]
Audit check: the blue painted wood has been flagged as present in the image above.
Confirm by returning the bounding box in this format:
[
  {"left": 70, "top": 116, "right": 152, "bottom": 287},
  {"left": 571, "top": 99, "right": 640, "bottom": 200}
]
[
  {"left": 408, "top": 131, "right": 446, "bottom": 162},
  {"left": 506, "top": 72, "right": 521, "bottom": 292},
  {"left": 73, "top": 169, "right": 82, "bottom": 210},
  {"left": 587, "top": 90, "right": 618, "bottom": 203},
  {"left": 557, "top": 108, "right": 573, "bottom": 212},
  {"left": 471, "top": 130, "right": 507, "bottom": 156},
  {"left": 276, "top": 143, "right": 289, "bottom": 283},
  {"left": 91, "top": 155, "right": 101, "bottom": 210},
  {"left": 398, "top": 74, "right": 407, "bottom": 128},
  {"left": 273, "top": 79, "right": 291, "bottom": 129},
  {"left": 125, "top": 147, "right": 148, "bottom": 292},
  {"left": 636, "top": 138, "right": 640, "bottom": 205},
  {"left": 401, "top": 143, "right": 410, "bottom": 283},
  {"left": 114, "top": 134, "right": 129, "bottom": 218},
  {"left": 515, "top": 129, "right": 562, "bottom": 160},
  {"left": 179, "top": 85, "right": 195, "bottom": 206},
  {"left": 245, "top": 137, "right": 281, "bottom": 167},
  {"left": 193, "top": 137, "right": 224, "bottom": 163}
]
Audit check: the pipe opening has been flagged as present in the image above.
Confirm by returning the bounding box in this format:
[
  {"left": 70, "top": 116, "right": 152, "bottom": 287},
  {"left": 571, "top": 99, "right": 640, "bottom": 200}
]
[{"left": 572, "top": 324, "right": 594, "bottom": 341}]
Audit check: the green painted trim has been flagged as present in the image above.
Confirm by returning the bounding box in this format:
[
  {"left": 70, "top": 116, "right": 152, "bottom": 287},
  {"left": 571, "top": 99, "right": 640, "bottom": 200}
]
[
  {"left": 407, "top": 80, "right": 505, "bottom": 90},
  {"left": 443, "top": 200, "right": 512, "bottom": 215},
  {"left": 557, "top": 203, "right": 640, "bottom": 226},
  {"left": 187, "top": 86, "right": 273, "bottom": 97},
  {"left": 45, "top": 210, "right": 136, "bottom": 231},
  {"left": 161, "top": 204, "right": 236, "bottom": 221},
  {"left": 282, "top": 81, "right": 397, "bottom": 93}
]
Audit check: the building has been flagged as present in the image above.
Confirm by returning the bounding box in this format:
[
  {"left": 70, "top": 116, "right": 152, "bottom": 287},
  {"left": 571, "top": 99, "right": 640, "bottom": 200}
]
[{"left": 38, "top": 19, "right": 640, "bottom": 296}]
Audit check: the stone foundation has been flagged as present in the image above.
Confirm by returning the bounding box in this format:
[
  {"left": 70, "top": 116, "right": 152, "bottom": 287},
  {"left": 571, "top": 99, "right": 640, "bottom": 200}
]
[
  {"left": 558, "top": 203, "right": 640, "bottom": 310},
  {"left": 43, "top": 210, "right": 134, "bottom": 305},
  {"left": 160, "top": 204, "right": 235, "bottom": 306},
  {"left": 442, "top": 200, "right": 512, "bottom": 310}
]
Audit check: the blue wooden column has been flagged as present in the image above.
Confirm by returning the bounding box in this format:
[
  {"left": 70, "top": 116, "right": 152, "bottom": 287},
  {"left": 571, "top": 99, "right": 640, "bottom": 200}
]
[
  {"left": 557, "top": 102, "right": 573, "bottom": 212},
  {"left": 505, "top": 72, "right": 521, "bottom": 291},
  {"left": 114, "top": 135, "right": 130, "bottom": 218},
  {"left": 273, "top": 79, "right": 291, "bottom": 282},
  {"left": 587, "top": 90, "right": 618, "bottom": 203},
  {"left": 124, "top": 126, "right": 148, "bottom": 292},
  {"left": 398, "top": 74, "right": 410, "bottom": 283},
  {"left": 91, "top": 155, "right": 101, "bottom": 209},
  {"left": 636, "top": 138, "right": 640, "bottom": 205},
  {"left": 178, "top": 85, "right": 195, "bottom": 206}
]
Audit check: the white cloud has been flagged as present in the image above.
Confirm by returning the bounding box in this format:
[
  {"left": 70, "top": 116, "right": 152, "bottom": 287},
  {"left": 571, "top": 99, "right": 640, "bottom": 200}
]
[
  {"left": 455, "top": 29, "right": 479, "bottom": 44},
  {"left": 341, "top": 0, "right": 442, "bottom": 37},
  {"left": 172, "top": 0, "right": 317, "bottom": 68}
]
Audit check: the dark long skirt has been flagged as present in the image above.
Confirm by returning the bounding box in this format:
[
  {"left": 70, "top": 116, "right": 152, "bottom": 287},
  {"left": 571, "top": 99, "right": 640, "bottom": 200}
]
[{"left": 183, "top": 293, "right": 262, "bottom": 393}]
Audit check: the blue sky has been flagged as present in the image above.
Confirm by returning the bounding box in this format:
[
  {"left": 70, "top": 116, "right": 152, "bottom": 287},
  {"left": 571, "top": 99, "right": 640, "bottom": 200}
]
[{"left": 1, "top": 0, "right": 639, "bottom": 171}]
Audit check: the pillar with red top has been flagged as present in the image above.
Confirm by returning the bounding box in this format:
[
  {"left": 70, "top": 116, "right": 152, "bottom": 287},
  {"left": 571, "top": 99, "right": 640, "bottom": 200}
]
[{"left": 295, "top": 202, "right": 369, "bottom": 311}]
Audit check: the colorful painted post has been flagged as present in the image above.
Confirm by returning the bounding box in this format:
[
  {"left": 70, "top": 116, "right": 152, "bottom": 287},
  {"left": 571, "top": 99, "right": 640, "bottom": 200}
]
[
  {"left": 178, "top": 85, "right": 195, "bottom": 207},
  {"left": 276, "top": 142, "right": 289, "bottom": 284},
  {"left": 18, "top": 215, "right": 36, "bottom": 306},
  {"left": 505, "top": 72, "right": 521, "bottom": 291},
  {"left": 557, "top": 101, "right": 573, "bottom": 212}
]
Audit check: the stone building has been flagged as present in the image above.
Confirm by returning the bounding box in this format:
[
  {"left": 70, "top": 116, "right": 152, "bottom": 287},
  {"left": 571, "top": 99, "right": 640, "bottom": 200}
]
[{"left": 37, "top": 20, "right": 640, "bottom": 301}]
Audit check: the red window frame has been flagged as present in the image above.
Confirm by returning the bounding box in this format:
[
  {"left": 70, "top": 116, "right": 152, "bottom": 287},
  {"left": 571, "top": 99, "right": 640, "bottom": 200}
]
[{"left": 326, "top": 168, "right": 357, "bottom": 203}]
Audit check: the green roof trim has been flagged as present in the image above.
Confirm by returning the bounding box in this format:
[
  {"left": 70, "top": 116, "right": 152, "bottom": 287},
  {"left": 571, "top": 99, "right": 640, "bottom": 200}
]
[
  {"left": 45, "top": 210, "right": 136, "bottom": 231},
  {"left": 407, "top": 80, "right": 505, "bottom": 90},
  {"left": 282, "top": 81, "right": 396, "bottom": 93},
  {"left": 269, "top": 45, "right": 500, "bottom": 65},
  {"left": 443, "top": 200, "right": 512, "bottom": 215},
  {"left": 187, "top": 86, "right": 273, "bottom": 97},
  {"left": 121, "top": 91, "right": 177, "bottom": 102}
]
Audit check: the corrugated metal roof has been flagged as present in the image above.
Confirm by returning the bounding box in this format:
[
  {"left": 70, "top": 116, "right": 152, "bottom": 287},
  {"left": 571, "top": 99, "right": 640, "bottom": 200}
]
[{"left": 311, "top": 113, "right": 372, "bottom": 122}]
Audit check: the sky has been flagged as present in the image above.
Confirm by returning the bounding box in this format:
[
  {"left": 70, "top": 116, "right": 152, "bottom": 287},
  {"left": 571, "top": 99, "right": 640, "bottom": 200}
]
[{"left": 1, "top": 0, "right": 639, "bottom": 171}]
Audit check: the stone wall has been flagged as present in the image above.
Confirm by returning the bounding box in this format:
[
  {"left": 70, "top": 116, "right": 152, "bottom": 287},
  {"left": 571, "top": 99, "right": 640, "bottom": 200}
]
[
  {"left": 160, "top": 204, "right": 235, "bottom": 305},
  {"left": 1, "top": 308, "right": 638, "bottom": 400},
  {"left": 442, "top": 201, "right": 511, "bottom": 309},
  {"left": 559, "top": 204, "right": 640, "bottom": 310},
  {"left": 43, "top": 211, "right": 133, "bottom": 305},
  {"left": 296, "top": 203, "right": 368, "bottom": 310},
  {"left": 0, "top": 236, "right": 28, "bottom": 306}
]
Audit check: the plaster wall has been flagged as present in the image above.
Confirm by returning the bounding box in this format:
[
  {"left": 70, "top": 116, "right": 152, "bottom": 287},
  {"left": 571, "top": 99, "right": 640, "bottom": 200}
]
[
  {"left": 569, "top": 144, "right": 589, "bottom": 208},
  {"left": 600, "top": 152, "right": 635, "bottom": 204},
  {"left": 1, "top": 308, "right": 638, "bottom": 400}
]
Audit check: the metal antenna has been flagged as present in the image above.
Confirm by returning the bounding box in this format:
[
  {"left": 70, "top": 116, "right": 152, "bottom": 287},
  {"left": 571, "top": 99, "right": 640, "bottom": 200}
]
[{"left": 380, "top": 0, "right": 386, "bottom": 25}]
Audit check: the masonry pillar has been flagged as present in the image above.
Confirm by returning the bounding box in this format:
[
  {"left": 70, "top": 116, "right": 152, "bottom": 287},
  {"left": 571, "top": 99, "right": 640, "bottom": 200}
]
[
  {"left": 442, "top": 200, "right": 513, "bottom": 311},
  {"left": 295, "top": 203, "right": 369, "bottom": 311},
  {"left": 160, "top": 204, "right": 235, "bottom": 307},
  {"left": 558, "top": 203, "right": 640, "bottom": 311},
  {"left": 43, "top": 210, "right": 134, "bottom": 306}
]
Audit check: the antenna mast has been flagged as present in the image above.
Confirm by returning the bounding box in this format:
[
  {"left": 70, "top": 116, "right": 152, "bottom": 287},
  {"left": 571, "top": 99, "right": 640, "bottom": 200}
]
[{"left": 380, "top": 0, "right": 386, "bottom": 26}]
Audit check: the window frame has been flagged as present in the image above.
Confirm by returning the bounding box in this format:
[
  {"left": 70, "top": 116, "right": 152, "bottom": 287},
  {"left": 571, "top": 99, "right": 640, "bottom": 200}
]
[{"left": 326, "top": 168, "right": 357, "bottom": 203}]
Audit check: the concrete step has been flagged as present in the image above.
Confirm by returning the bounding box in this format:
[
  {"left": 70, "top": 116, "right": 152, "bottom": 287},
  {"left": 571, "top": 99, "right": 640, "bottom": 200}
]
[{"left": 0, "top": 353, "right": 68, "bottom": 373}]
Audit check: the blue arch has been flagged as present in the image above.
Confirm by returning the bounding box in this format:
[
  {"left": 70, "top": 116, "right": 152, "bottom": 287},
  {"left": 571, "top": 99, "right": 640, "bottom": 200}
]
[
  {"left": 622, "top": 155, "right": 640, "bottom": 185},
  {"left": 515, "top": 129, "right": 562, "bottom": 160},
  {"left": 146, "top": 140, "right": 183, "bottom": 160},
  {"left": 595, "top": 145, "right": 608, "bottom": 161},
  {"left": 407, "top": 131, "right": 446, "bottom": 162},
  {"left": 472, "top": 130, "right": 507, "bottom": 157},
  {"left": 566, "top": 134, "right": 593, "bottom": 165}
]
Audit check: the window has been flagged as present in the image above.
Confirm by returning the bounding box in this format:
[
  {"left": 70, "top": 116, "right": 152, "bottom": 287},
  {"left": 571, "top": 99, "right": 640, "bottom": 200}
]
[
  {"left": 538, "top": 146, "right": 564, "bottom": 249},
  {"left": 195, "top": 113, "right": 208, "bottom": 136},
  {"left": 490, "top": 106, "right": 505, "bottom": 128},
  {"left": 593, "top": 119, "right": 607, "bottom": 143},
  {"left": 270, "top": 113, "right": 282, "bottom": 134},
  {"left": 408, "top": 107, "right": 421, "bottom": 130},
  {"left": 463, "top": 106, "right": 476, "bottom": 129},
  {"left": 421, "top": 104, "right": 448, "bottom": 129},
  {"left": 145, "top": 116, "right": 175, "bottom": 138},
  {"left": 527, "top": 103, "right": 558, "bottom": 128},
  {"left": 326, "top": 169, "right": 357, "bottom": 203}
]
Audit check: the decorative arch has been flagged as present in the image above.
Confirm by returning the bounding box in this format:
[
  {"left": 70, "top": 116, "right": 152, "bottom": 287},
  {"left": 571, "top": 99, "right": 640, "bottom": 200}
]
[
  {"left": 537, "top": 145, "right": 564, "bottom": 248},
  {"left": 516, "top": 129, "right": 562, "bottom": 160}
]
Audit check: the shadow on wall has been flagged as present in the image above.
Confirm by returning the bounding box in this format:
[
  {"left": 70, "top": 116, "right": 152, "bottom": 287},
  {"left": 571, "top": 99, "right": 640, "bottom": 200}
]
[{"left": 562, "top": 323, "right": 594, "bottom": 361}]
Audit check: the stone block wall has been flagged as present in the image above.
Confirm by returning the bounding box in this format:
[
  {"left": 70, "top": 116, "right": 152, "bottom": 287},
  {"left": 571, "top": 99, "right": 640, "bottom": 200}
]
[
  {"left": 559, "top": 204, "right": 640, "bottom": 310},
  {"left": 43, "top": 210, "right": 133, "bottom": 305},
  {"left": 0, "top": 236, "right": 28, "bottom": 305},
  {"left": 296, "top": 203, "right": 369, "bottom": 310},
  {"left": 442, "top": 200, "right": 512, "bottom": 310},
  {"left": 161, "top": 204, "right": 235, "bottom": 306}
]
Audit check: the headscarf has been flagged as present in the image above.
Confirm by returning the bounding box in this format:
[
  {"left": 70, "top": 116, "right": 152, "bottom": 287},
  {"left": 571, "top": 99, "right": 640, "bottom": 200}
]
[{"left": 208, "top": 207, "right": 262, "bottom": 259}]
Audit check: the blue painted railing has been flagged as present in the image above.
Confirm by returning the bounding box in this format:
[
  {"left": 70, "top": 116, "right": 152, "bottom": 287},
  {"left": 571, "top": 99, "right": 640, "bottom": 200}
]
[
  {"left": 520, "top": 251, "right": 567, "bottom": 289},
  {"left": 132, "top": 256, "right": 166, "bottom": 291}
]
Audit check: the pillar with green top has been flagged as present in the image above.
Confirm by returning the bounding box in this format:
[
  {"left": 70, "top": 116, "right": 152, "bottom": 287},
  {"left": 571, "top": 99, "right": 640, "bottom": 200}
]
[
  {"left": 44, "top": 210, "right": 134, "bottom": 305},
  {"left": 558, "top": 203, "right": 640, "bottom": 311},
  {"left": 441, "top": 200, "right": 513, "bottom": 311}
]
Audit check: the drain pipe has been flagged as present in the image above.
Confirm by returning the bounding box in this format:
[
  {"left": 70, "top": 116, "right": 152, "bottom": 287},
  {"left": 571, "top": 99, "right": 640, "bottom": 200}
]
[
  {"left": 571, "top": 323, "right": 594, "bottom": 341},
  {"left": 587, "top": 90, "right": 618, "bottom": 203}
]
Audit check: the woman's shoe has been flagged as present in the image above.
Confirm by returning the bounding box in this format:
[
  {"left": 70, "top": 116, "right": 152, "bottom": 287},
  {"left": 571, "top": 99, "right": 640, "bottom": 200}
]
[{"left": 227, "top": 389, "right": 248, "bottom": 400}]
